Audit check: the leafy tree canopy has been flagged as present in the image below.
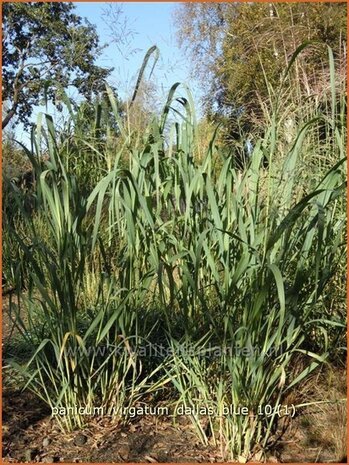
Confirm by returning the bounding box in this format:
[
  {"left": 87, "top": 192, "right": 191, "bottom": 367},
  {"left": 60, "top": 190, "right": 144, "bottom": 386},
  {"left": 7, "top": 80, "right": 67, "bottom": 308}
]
[
  {"left": 175, "top": 3, "right": 347, "bottom": 138},
  {"left": 2, "top": 2, "right": 113, "bottom": 129}
]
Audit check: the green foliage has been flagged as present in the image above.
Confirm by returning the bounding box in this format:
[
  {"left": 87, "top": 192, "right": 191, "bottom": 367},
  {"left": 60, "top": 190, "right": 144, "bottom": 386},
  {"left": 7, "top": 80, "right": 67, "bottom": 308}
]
[
  {"left": 175, "top": 3, "right": 347, "bottom": 146},
  {"left": 3, "top": 46, "right": 346, "bottom": 458},
  {"left": 2, "top": 2, "right": 112, "bottom": 129}
]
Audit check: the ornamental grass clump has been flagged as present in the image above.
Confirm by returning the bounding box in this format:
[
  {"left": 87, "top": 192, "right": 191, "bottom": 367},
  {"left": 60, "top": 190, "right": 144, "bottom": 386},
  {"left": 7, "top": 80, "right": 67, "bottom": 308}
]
[{"left": 4, "top": 45, "right": 346, "bottom": 457}]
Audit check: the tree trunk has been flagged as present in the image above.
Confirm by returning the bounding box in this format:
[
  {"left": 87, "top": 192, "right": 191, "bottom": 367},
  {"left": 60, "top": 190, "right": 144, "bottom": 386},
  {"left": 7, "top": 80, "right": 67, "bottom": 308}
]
[{"left": 2, "top": 105, "right": 17, "bottom": 129}]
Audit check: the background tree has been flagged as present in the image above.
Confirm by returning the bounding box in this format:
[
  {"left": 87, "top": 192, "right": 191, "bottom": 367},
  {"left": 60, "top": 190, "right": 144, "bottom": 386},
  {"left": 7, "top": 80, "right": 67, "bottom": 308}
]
[
  {"left": 2, "top": 2, "right": 113, "bottom": 129},
  {"left": 174, "top": 3, "right": 347, "bottom": 145}
]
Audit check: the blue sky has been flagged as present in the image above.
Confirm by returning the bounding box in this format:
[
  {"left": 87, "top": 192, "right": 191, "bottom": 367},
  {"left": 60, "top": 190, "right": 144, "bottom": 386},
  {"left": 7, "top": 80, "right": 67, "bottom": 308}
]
[{"left": 74, "top": 2, "right": 193, "bottom": 97}]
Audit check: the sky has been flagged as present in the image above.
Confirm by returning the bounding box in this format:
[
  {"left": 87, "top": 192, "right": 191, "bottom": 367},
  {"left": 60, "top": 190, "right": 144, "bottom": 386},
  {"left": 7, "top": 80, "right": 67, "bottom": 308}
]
[
  {"left": 14, "top": 2, "right": 202, "bottom": 145},
  {"left": 74, "top": 2, "right": 194, "bottom": 98}
]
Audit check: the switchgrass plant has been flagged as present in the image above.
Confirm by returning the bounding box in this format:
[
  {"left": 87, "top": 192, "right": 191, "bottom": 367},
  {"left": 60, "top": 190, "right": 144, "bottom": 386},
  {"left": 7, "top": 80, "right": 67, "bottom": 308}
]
[
  {"left": 3, "top": 45, "right": 346, "bottom": 457},
  {"left": 5, "top": 118, "right": 164, "bottom": 431}
]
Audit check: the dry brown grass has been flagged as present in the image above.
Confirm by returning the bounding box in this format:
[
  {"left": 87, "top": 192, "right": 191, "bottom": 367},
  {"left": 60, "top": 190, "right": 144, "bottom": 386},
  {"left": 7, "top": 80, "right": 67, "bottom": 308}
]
[{"left": 277, "top": 365, "right": 347, "bottom": 463}]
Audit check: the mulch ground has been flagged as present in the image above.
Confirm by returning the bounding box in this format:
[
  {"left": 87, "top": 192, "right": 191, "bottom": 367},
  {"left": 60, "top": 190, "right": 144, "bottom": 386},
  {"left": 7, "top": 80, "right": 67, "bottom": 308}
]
[{"left": 2, "top": 387, "right": 221, "bottom": 463}]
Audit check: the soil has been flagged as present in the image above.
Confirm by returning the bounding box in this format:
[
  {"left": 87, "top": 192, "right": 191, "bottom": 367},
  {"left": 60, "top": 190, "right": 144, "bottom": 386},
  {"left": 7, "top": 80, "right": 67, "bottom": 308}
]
[{"left": 2, "top": 389, "right": 220, "bottom": 463}]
